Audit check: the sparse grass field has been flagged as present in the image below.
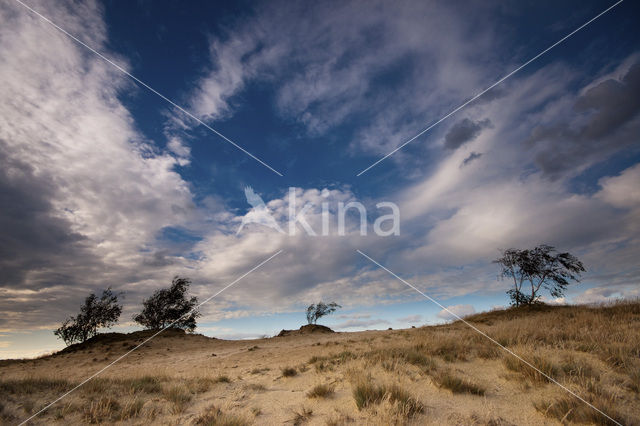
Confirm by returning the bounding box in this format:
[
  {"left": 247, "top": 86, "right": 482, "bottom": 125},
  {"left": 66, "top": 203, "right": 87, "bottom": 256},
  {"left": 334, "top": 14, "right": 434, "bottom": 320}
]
[{"left": 1, "top": 300, "right": 639, "bottom": 424}]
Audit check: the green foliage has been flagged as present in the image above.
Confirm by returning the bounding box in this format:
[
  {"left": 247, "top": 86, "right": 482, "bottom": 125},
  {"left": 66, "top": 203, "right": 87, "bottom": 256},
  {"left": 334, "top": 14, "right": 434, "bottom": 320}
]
[
  {"left": 133, "top": 276, "right": 200, "bottom": 331},
  {"left": 494, "top": 245, "right": 585, "bottom": 306},
  {"left": 54, "top": 288, "right": 122, "bottom": 345},
  {"left": 305, "top": 301, "right": 341, "bottom": 324}
]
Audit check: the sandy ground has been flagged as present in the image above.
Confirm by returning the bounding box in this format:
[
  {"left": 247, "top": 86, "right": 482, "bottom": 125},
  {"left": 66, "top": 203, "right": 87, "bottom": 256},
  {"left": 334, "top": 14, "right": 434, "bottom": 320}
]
[{"left": 1, "top": 303, "right": 639, "bottom": 425}]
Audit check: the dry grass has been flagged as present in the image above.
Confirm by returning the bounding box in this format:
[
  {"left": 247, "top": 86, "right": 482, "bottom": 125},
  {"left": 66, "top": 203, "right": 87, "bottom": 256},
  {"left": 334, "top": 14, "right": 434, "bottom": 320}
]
[
  {"left": 83, "top": 396, "right": 119, "bottom": 423},
  {"left": 434, "top": 370, "right": 486, "bottom": 396},
  {"left": 119, "top": 397, "right": 144, "bottom": 420},
  {"left": 194, "top": 404, "right": 250, "bottom": 426},
  {"left": 1, "top": 300, "right": 638, "bottom": 424},
  {"left": 351, "top": 374, "right": 424, "bottom": 417},
  {"left": 289, "top": 406, "right": 313, "bottom": 425},
  {"left": 502, "top": 354, "right": 560, "bottom": 384},
  {"left": 364, "top": 346, "right": 437, "bottom": 373},
  {"left": 306, "top": 383, "right": 334, "bottom": 398},
  {"left": 534, "top": 389, "right": 629, "bottom": 425},
  {"left": 0, "top": 377, "right": 70, "bottom": 394},
  {"left": 163, "top": 384, "right": 192, "bottom": 414},
  {"left": 245, "top": 383, "right": 267, "bottom": 391}
]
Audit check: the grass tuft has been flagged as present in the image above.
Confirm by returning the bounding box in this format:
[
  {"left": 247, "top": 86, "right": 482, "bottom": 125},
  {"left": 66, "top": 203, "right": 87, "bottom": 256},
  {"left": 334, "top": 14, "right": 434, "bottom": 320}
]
[
  {"left": 194, "top": 404, "right": 250, "bottom": 426},
  {"left": 289, "top": 406, "right": 313, "bottom": 425},
  {"left": 352, "top": 377, "right": 423, "bottom": 417},
  {"left": 214, "top": 375, "right": 232, "bottom": 383},
  {"left": 503, "top": 355, "right": 559, "bottom": 384},
  {"left": 534, "top": 393, "right": 628, "bottom": 426},
  {"left": 163, "top": 384, "right": 192, "bottom": 414},
  {"left": 434, "top": 371, "right": 485, "bottom": 396},
  {"left": 306, "top": 383, "right": 335, "bottom": 398}
]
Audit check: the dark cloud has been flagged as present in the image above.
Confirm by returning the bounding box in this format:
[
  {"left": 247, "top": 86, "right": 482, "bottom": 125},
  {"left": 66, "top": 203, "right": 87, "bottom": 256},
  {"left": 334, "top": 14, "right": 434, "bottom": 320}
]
[
  {"left": 0, "top": 145, "right": 97, "bottom": 289},
  {"left": 461, "top": 151, "right": 483, "bottom": 167},
  {"left": 444, "top": 118, "right": 492, "bottom": 150},
  {"left": 527, "top": 63, "right": 640, "bottom": 179}
]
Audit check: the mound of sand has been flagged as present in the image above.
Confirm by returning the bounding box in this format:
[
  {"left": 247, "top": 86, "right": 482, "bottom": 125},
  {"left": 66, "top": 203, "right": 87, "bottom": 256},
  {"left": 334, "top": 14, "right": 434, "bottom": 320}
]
[
  {"left": 57, "top": 328, "right": 215, "bottom": 355},
  {"left": 276, "top": 324, "right": 334, "bottom": 337}
]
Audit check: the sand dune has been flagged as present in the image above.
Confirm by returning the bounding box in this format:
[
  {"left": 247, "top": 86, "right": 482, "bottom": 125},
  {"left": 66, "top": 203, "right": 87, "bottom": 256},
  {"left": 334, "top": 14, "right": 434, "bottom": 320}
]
[{"left": 1, "top": 301, "right": 639, "bottom": 425}]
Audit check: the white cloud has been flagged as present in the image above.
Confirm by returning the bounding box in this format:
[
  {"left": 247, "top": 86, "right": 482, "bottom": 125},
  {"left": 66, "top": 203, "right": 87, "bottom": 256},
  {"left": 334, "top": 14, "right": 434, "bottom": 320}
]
[
  {"left": 596, "top": 163, "right": 640, "bottom": 210},
  {"left": 166, "top": 136, "right": 191, "bottom": 166},
  {"left": 573, "top": 284, "right": 640, "bottom": 305},
  {"left": 187, "top": 1, "right": 500, "bottom": 156},
  {"left": 0, "top": 0, "right": 195, "bottom": 328},
  {"left": 397, "top": 314, "right": 422, "bottom": 324},
  {"left": 437, "top": 304, "right": 476, "bottom": 321},
  {"left": 334, "top": 319, "right": 391, "bottom": 330}
]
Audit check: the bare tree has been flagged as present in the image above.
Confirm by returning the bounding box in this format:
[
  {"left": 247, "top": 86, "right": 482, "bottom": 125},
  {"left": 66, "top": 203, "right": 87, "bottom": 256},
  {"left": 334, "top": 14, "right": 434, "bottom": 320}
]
[
  {"left": 494, "top": 245, "right": 585, "bottom": 306},
  {"left": 306, "top": 302, "right": 341, "bottom": 324},
  {"left": 54, "top": 288, "right": 122, "bottom": 345},
  {"left": 133, "top": 277, "right": 200, "bottom": 332}
]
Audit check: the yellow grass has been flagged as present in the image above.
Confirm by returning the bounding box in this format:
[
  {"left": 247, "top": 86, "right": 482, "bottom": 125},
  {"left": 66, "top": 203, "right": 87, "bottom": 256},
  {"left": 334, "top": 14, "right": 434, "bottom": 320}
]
[{"left": 0, "top": 300, "right": 639, "bottom": 424}]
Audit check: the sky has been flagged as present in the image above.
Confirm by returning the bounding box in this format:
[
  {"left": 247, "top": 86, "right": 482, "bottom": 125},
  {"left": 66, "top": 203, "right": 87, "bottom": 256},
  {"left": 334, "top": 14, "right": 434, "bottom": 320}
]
[{"left": 0, "top": 0, "right": 639, "bottom": 359}]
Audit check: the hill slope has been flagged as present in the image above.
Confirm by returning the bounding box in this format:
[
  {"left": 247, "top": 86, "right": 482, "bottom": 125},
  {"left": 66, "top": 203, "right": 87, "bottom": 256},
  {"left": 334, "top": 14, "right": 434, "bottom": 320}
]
[{"left": 1, "top": 301, "right": 639, "bottom": 425}]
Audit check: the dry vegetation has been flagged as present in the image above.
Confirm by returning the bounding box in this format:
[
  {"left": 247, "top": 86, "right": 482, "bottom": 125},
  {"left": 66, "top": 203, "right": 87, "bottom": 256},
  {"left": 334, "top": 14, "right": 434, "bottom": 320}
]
[{"left": 1, "top": 300, "right": 639, "bottom": 424}]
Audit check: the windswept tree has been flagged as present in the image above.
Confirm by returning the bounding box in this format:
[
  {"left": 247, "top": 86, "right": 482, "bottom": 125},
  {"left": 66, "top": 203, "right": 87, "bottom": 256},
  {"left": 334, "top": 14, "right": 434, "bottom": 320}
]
[
  {"left": 494, "top": 245, "right": 585, "bottom": 306},
  {"left": 54, "top": 288, "right": 122, "bottom": 345},
  {"left": 133, "top": 277, "right": 200, "bottom": 332},
  {"left": 306, "top": 302, "right": 341, "bottom": 324}
]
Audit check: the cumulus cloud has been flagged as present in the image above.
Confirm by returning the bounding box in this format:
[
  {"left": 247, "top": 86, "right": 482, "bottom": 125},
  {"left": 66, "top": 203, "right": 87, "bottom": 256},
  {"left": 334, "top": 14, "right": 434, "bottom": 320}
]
[
  {"left": 437, "top": 304, "right": 475, "bottom": 321},
  {"left": 0, "top": 0, "right": 195, "bottom": 328},
  {"left": 573, "top": 284, "right": 640, "bottom": 305},
  {"left": 166, "top": 137, "right": 191, "bottom": 166},
  {"left": 596, "top": 163, "right": 640, "bottom": 210}
]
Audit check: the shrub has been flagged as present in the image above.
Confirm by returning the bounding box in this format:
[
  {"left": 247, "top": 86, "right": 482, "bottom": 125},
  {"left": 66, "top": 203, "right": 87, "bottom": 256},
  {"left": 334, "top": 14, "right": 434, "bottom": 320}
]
[
  {"left": 281, "top": 367, "right": 297, "bottom": 377},
  {"left": 214, "top": 375, "right": 231, "bottom": 383}
]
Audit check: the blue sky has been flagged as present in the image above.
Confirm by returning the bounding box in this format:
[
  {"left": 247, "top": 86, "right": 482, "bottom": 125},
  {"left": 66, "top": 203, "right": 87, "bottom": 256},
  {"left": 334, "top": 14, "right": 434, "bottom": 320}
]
[{"left": 1, "top": 0, "right": 639, "bottom": 358}]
